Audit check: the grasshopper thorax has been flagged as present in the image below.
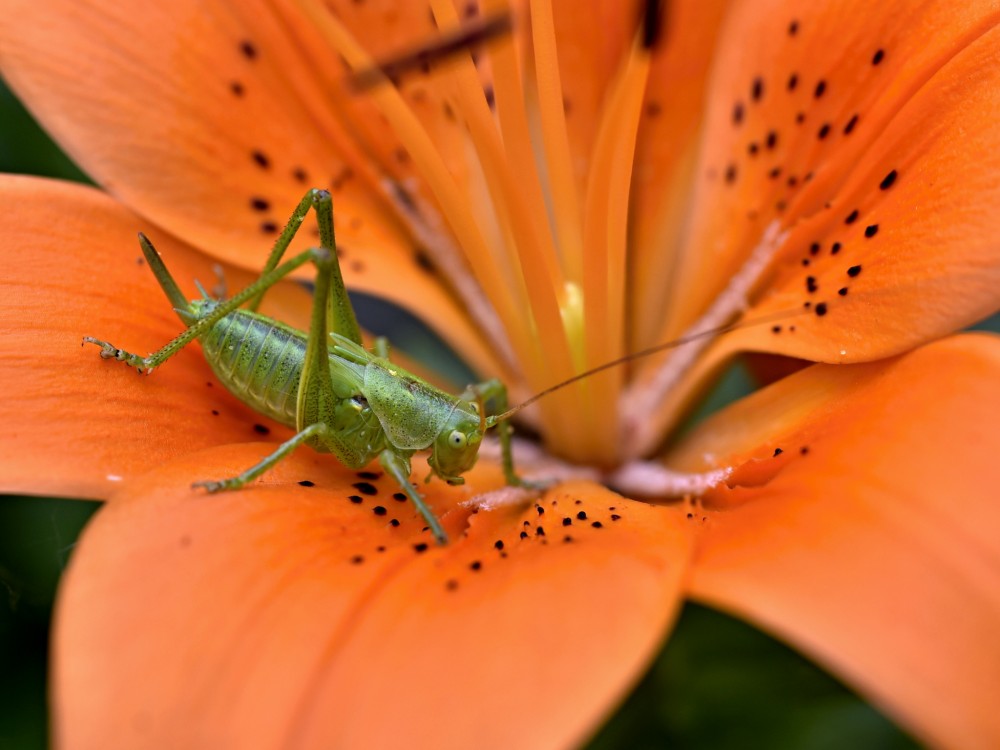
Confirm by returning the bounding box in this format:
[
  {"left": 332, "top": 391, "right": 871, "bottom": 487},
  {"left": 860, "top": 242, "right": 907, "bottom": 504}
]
[{"left": 427, "top": 400, "right": 484, "bottom": 485}]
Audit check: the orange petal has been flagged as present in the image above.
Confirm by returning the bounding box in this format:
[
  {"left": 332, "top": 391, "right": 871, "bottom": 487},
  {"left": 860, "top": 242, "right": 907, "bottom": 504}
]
[
  {"left": 0, "top": 0, "right": 506, "bottom": 380},
  {"left": 0, "top": 175, "right": 314, "bottom": 499},
  {"left": 657, "top": 0, "right": 1000, "bottom": 348},
  {"left": 672, "top": 335, "right": 1000, "bottom": 749},
  {"left": 627, "top": 5, "right": 1000, "bottom": 452},
  {"left": 55, "top": 446, "right": 693, "bottom": 749}
]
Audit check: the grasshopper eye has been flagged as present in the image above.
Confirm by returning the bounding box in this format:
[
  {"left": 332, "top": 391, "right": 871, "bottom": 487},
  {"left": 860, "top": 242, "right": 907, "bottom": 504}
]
[
  {"left": 448, "top": 430, "right": 467, "bottom": 448},
  {"left": 469, "top": 401, "right": 481, "bottom": 415}
]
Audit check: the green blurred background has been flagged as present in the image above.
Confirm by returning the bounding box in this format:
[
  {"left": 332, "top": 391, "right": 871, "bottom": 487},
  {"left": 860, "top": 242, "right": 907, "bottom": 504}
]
[{"left": 0, "top": 77, "right": 934, "bottom": 750}]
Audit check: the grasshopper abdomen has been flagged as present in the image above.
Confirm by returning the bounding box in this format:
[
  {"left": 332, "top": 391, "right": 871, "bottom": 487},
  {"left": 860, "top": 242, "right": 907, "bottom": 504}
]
[{"left": 200, "top": 309, "right": 306, "bottom": 429}]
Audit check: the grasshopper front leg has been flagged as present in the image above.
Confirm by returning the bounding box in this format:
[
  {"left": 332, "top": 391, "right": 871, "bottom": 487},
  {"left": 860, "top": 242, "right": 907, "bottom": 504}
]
[{"left": 379, "top": 449, "right": 447, "bottom": 544}]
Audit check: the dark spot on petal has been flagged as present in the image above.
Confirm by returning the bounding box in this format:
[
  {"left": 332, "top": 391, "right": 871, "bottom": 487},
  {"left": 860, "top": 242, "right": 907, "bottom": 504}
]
[
  {"left": 815, "top": 302, "right": 828, "bottom": 316},
  {"left": 211, "top": 409, "right": 220, "bottom": 416},
  {"left": 494, "top": 540, "right": 505, "bottom": 550},
  {"left": 520, "top": 531, "right": 529, "bottom": 539},
  {"left": 239, "top": 40, "right": 257, "bottom": 60},
  {"left": 732, "top": 102, "right": 744, "bottom": 125},
  {"left": 611, "top": 514, "right": 621, "bottom": 521},
  {"left": 535, "top": 504, "right": 545, "bottom": 515},
  {"left": 872, "top": 49, "right": 885, "bottom": 65},
  {"left": 814, "top": 80, "right": 827, "bottom": 98},
  {"left": 773, "top": 447, "right": 784, "bottom": 456},
  {"left": 563, "top": 535, "right": 574, "bottom": 543},
  {"left": 562, "top": 517, "right": 572, "bottom": 526},
  {"left": 253, "top": 423, "right": 270, "bottom": 435},
  {"left": 796, "top": 112, "right": 806, "bottom": 124},
  {"left": 470, "top": 561, "right": 482, "bottom": 571},
  {"left": 389, "top": 518, "right": 400, "bottom": 527},
  {"left": 843, "top": 114, "right": 859, "bottom": 134},
  {"left": 724, "top": 164, "right": 738, "bottom": 183},
  {"left": 576, "top": 511, "right": 588, "bottom": 521},
  {"left": 373, "top": 506, "right": 387, "bottom": 516},
  {"left": 848, "top": 265, "right": 862, "bottom": 277},
  {"left": 809, "top": 242, "right": 821, "bottom": 255},
  {"left": 768, "top": 167, "right": 782, "bottom": 179},
  {"left": 800, "top": 446, "right": 810, "bottom": 455},
  {"left": 535, "top": 526, "right": 546, "bottom": 537},
  {"left": 772, "top": 325, "right": 782, "bottom": 333},
  {"left": 393, "top": 492, "right": 407, "bottom": 502},
  {"left": 844, "top": 209, "right": 859, "bottom": 225},
  {"left": 357, "top": 471, "right": 379, "bottom": 480},
  {"left": 260, "top": 221, "right": 278, "bottom": 234},
  {"left": 838, "top": 287, "right": 849, "bottom": 296},
  {"left": 292, "top": 167, "right": 309, "bottom": 183},
  {"left": 787, "top": 73, "right": 798, "bottom": 91},
  {"left": 748, "top": 142, "right": 760, "bottom": 156},
  {"left": 350, "top": 555, "right": 364, "bottom": 565},
  {"left": 352, "top": 481, "right": 378, "bottom": 495},
  {"left": 831, "top": 242, "right": 842, "bottom": 254},
  {"left": 250, "top": 197, "right": 270, "bottom": 212},
  {"left": 864, "top": 224, "right": 879, "bottom": 238},
  {"left": 298, "top": 480, "right": 315, "bottom": 487},
  {"left": 880, "top": 170, "right": 898, "bottom": 190},
  {"left": 251, "top": 150, "right": 270, "bottom": 169},
  {"left": 230, "top": 81, "right": 245, "bottom": 97},
  {"left": 817, "top": 123, "right": 831, "bottom": 139},
  {"left": 348, "top": 495, "right": 363, "bottom": 504},
  {"left": 806, "top": 276, "right": 818, "bottom": 293},
  {"left": 445, "top": 579, "right": 459, "bottom": 591},
  {"left": 751, "top": 77, "right": 764, "bottom": 101},
  {"left": 766, "top": 131, "right": 778, "bottom": 149},
  {"left": 788, "top": 20, "right": 799, "bottom": 35},
  {"left": 413, "top": 543, "right": 429, "bottom": 553}
]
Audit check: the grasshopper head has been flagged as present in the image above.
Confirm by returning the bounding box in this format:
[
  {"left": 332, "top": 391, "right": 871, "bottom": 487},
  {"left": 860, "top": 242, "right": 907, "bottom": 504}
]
[{"left": 427, "top": 400, "right": 483, "bottom": 485}]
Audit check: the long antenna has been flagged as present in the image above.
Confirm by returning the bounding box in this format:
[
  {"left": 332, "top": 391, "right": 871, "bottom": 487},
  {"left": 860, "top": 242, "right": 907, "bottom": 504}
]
[{"left": 490, "top": 308, "right": 806, "bottom": 423}]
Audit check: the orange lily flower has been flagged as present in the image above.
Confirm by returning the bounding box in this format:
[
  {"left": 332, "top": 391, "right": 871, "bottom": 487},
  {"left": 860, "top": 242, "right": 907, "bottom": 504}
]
[{"left": 2, "top": 0, "right": 1000, "bottom": 747}]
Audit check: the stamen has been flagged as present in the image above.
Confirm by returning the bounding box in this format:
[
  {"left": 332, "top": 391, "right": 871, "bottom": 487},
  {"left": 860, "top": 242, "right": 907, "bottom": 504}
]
[
  {"left": 574, "top": 35, "right": 652, "bottom": 458},
  {"left": 581, "top": 33, "right": 652, "bottom": 384},
  {"left": 300, "top": 0, "right": 539, "bottom": 382},
  {"left": 529, "top": 0, "right": 586, "bottom": 287},
  {"left": 427, "top": 0, "right": 575, "bottom": 390}
]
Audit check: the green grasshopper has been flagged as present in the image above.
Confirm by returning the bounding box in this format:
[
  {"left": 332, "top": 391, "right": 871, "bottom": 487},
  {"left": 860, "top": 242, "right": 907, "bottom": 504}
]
[
  {"left": 84, "top": 189, "right": 800, "bottom": 545},
  {"left": 83, "top": 189, "right": 529, "bottom": 545}
]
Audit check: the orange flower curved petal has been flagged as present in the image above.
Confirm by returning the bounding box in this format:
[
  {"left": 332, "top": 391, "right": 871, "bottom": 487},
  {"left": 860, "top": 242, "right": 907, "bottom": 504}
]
[
  {"left": 55, "top": 446, "right": 693, "bottom": 749},
  {"left": 672, "top": 335, "right": 1000, "bottom": 749},
  {"left": 733, "top": 18, "right": 1000, "bottom": 363},
  {"left": 0, "top": 0, "right": 506, "bottom": 379},
  {"left": 0, "top": 175, "right": 316, "bottom": 499},
  {"left": 658, "top": 0, "right": 1000, "bottom": 344},
  {"left": 631, "top": 8, "right": 1000, "bottom": 447}
]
